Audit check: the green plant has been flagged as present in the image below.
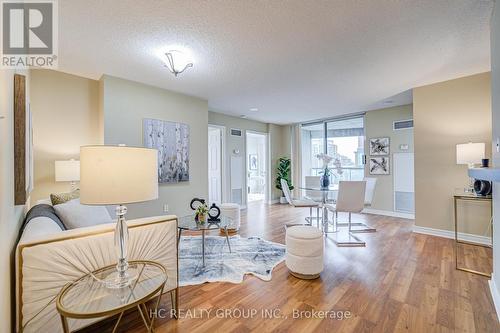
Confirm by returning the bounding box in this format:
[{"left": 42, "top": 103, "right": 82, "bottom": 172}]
[{"left": 276, "top": 157, "right": 293, "bottom": 194}]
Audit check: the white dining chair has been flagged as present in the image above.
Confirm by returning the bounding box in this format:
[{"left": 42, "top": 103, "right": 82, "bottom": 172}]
[
  {"left": 304, "top": 176, "right": 323, "bottom": 202},
  {"left": 281, "top": 179, "right": 321, "bottom": 227},
  {"left": 324, "top": 181, "right": 366, "bottom": 246}
]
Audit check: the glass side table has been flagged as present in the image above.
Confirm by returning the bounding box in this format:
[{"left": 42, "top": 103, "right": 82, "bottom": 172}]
[
  {"left": 453, "top": 192, "right": 493, "bottom": 277},
  {"left": 178, "top": 214, "right": 233, "bottom": 266},
  {"left": 56, "top": 260, "right": 167, "bottom": 333}
]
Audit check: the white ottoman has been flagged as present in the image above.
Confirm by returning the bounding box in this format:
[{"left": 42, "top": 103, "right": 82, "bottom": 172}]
[
  {"left": 220, "top": 203, "right": 241, "bottom": 234},
  {"left": 286, "top": 226, "right": 324, "bottom": 279}
]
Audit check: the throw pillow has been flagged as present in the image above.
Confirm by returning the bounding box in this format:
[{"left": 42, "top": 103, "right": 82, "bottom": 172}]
[
  {"left": 53, "top": 198, "right": 112, "bottom": 229},
  {"left": 50, "top": 189, "right": 80, "bottom": 206}
]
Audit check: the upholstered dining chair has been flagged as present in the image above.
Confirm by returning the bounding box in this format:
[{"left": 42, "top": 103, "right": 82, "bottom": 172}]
[
  {"left": 281, "top": 179, "right": 321, "bottom": 227},
  {"left": 304, "top": 176, "right": 323, "bottom": 202},
  {"left": 324, "top": 181, "right": 366, "bottom": 233}
]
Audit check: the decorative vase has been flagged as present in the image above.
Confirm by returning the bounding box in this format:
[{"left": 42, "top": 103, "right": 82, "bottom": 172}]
[
  {"left": 320, "top": 172, "right": 330, "bottom": 189},
  {"left": 196, "top": 213, "right": 206, "bottom": 224}
]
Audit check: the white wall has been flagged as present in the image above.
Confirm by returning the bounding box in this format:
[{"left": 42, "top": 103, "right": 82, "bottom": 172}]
[
  {"left": 0, "top": 69, "right": 30, "bottom": 333},
  {"left": 102, "top": 75, "right": 209, "bottom": 219},
  {"left": 490, "top": 1, "right": 500, "bottom": 316}
]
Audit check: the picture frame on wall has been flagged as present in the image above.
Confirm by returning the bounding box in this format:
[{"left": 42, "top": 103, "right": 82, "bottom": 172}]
[
  {"left": 369, "top": 157, "right": 390, "bottom": 175},
  {"left": 369, "top": 137, "right": 390, "bottom": 155}
]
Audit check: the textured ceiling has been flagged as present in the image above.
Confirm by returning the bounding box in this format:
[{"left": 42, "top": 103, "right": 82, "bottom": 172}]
[{"left": 58, "top": 0, "right": 493, "bottom": 124}]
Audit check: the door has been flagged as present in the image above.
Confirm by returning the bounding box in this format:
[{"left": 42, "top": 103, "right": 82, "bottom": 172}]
[
  {"left": 393, "top": 152, "right": 415, "bottom": 213},
  {"left": 208, "top": 127, "right": 222, "bottom": 204}
]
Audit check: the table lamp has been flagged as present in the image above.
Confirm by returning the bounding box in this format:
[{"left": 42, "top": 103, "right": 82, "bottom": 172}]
[
  {"left": 55, "top": 159, "right": 80, "bottom": 191},
  {"left": 80, "top": 145, "right": 158, "bottom": 288},
  {"left": 456, "top": 142, "right": 485, "bottom": 192}
]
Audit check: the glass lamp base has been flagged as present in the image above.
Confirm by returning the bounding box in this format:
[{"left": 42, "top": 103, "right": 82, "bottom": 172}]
[{"left": 101, "top": 268, "right": 138, "bottom": 289}]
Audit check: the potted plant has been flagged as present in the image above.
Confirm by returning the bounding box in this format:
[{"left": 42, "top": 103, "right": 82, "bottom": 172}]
[
  {"left": 195, "top": 203, "right": 209, "bottom": 224},
  {"left": 276, "top": 157, "right": 293, "bottom": 203}
]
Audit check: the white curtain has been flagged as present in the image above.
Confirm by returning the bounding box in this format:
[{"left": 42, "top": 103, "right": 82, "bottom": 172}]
[{"left": 290, "top": 124, "right": 302, "bottom": 197}]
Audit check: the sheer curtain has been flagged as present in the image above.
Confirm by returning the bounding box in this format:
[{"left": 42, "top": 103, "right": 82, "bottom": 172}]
[{"left": 290, "top": 124, "right": 302, "bottom": 197}]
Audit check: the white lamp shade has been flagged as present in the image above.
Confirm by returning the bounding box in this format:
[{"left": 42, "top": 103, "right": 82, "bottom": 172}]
[
  {"left": 55, "top": 160, "right": 80, "bottom": 182},
  {"left": 456, "top": 142, "right": 485, "bottom": 165},
  {"left": 80, "top": 146, "right": 158, "bottom": 205}
]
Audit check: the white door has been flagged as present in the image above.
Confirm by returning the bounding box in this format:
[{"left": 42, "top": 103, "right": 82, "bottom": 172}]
[
  {"left": 393, "top": 152, "right": 415, "bottom": 213},
  {"left": 208, "top": 127, "right": 222, "bottom": 204}
]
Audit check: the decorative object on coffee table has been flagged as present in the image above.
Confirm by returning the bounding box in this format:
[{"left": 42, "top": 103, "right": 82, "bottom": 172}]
[
  {"left": 56, "top": 260, "right": 166, "bottom": 333},
  {"left": 80, "top": 145, "right": 158, "bottom": 289},
  {"left": 208, "top": 203, "right": 221, "bottom": 222}
]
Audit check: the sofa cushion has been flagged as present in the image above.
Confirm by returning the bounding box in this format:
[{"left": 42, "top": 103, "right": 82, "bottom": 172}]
[
  {"left": 50, "top": 189, "right": 80, "bottom": 206},
  {"left": 53, "top": 199, "right": 112, "bottom": 229}
]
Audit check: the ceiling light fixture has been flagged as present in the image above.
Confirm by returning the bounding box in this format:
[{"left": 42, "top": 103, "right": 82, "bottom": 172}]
[
  {"left": 163, "top": 50, "right": 193, "bottom": 77},
  {"left": 249, "top": 108, "right": 259, "bottom": 112},
  {"left": 240, "top": 115, "right": 248, "bottom": 119}
]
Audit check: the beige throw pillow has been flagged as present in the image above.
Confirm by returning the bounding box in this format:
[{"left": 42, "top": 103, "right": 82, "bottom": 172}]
[{"left": 50, "top": 189, "right": 80, "bottom": 206}]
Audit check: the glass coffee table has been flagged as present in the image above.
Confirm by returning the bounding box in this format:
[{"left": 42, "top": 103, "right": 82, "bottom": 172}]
[
  {"left": 56, "top": 260, "right": 167, "bottom": 333},
  {"left": 178, "top": 215, "right": 233, "bottom": 266}
]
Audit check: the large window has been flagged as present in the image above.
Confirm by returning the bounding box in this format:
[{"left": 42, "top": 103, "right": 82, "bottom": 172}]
[{"left": 301, "top": 116, "right": 365, "bottom": 186}]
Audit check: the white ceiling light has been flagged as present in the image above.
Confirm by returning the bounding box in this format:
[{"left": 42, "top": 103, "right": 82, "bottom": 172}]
[
  {"left": 162, "top": 50, "right": 193, "bottom": 77},
  {"left": 249, "top": 108, "right": 259, "bottom": 112}
]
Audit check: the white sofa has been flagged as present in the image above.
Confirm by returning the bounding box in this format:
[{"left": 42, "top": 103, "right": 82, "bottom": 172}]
[{"left": 16, "top": 210, "right": 178, "bottom": 333}]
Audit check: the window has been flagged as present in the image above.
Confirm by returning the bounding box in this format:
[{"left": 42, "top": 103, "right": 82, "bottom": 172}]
[{"left": 301, "top": 116, "right": 365, "bottom": 186}]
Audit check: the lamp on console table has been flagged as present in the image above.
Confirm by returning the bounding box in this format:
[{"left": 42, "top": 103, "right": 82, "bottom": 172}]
[
  {"left": 55, "top": 159, "right": 80, "bottom": 191},
  {"left": 80, "top": 145, "right": 158, "bottom": 288},
  {"left": 456, "top": 142, "right": 485, "bottom": 193}
]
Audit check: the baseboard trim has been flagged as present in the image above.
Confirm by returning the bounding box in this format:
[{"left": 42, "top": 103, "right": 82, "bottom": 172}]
[
  {"left": 268, "top": 199, "right": 280, "bottom": 205},
  {"left": 489, "top": 274, "right": 500, "bottom": 320},
  {"left": 412, "top": 225, "right": 492, "bottom": 246},
  {"left": 362, "top": 208, "right": 415, "bottom": 220}
]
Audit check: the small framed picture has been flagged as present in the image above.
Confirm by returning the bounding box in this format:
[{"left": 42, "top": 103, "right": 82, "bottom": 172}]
[
  {"left": 369, "top": 157, "right": 390, "bottom": 175},
  {"left": 249, "top": 154, "right": 258, "bottom": 170},
  {"left": 369, "top": 137, "right": 390, "bottom": 155}
]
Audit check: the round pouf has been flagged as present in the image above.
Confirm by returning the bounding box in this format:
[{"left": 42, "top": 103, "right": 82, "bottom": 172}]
[
  {"left": 286, "top": 226, "right": 324, "bottom": 279},
  {"left": 220, "top": 203, "right": 241, "bottom": 234}
]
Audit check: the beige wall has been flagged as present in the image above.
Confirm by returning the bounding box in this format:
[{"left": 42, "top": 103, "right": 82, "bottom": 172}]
[
  {"left": 414, "top": 72, "right": 492, "bottom": 234},
  {"left": 364, "top": 104, "right": 414, "bottom": 212},
  {"left": 208, "top": 112, "right": 291, "bottom": 203},
  {"left": 30, "top": 70, "right": 101, "bottom": 203},
  {"left": 102, "top": 75, "right": 209, "bottom": 219},
  {"left": 0, "top": 69, "right": 30, "bottom": 333}
]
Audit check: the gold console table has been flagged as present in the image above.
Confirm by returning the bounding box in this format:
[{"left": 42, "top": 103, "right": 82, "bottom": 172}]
[{"left": 453, "top": 193, "right": 493, "bottom": 277}]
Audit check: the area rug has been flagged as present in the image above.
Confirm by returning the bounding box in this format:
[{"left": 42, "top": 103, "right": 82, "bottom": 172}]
[{"left": 178, "top": 235, "right": 286, "bottom": 286}]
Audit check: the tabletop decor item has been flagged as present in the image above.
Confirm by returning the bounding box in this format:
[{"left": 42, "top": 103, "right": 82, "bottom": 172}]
[
  {"left": 195, "top": 202, "right": 209, "bottom": 223},
  {"left": 276, "top": 157, "right": 293, "bottom": 203},
  {"left": 208, "top": 203, "right": 221, "bottom": 222},
  {"left": 80, "top": 145, "right": 158, "bottom": 289},
  {"left": 316, "top": 153, "right": 333, "bottom": 188}
]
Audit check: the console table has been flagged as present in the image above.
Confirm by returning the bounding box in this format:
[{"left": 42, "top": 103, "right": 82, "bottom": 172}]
[{"left": 453, "top": 193, "right": 493, "bottom": 277}]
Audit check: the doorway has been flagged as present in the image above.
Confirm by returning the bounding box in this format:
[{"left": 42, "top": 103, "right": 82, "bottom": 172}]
[
  {"left": 208, "top": 126, "right": 225, "bottom": 205},
  {"left": 246, "top": 131, "right": 268, "bottom": 203}
]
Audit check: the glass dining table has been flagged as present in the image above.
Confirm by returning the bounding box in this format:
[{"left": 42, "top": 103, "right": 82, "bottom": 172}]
[{"left": 298, "top": 184, "right": 367, "bottom": 247}]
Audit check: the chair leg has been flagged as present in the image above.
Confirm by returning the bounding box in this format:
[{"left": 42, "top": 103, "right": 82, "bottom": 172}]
[
  {"left": 309, "top": 207, "right": 313, "bottom": 225},
  {"left": 316, "top": 207, "right": 320, "bottom": 228}
]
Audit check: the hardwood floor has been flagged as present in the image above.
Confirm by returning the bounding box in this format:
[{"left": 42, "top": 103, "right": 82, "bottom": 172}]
[{"left": 83, "top": 202, "right": 498, "bottom": 333}]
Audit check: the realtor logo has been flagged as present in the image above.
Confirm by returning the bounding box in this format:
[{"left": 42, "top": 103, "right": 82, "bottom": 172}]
[{"left": 1, "top": 0, "right": 58, "bottom": 68}]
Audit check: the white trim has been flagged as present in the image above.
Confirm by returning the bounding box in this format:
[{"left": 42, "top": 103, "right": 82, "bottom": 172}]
[
  {"left": 489, "top": 274, "right": 500, "bottom": 320},
  {"left": 412, "top": 225, "right": 492, "bottom": 246},
  {"left": 362, "top": 208, "right": 414, "bottom": 220},
  {"left": 208, "top": 124, "right": 228, "bottom": 203}
]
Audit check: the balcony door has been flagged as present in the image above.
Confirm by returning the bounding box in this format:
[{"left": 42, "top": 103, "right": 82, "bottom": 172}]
[{"left": 301, "top": 116, "right": 365, "bottom": 187}]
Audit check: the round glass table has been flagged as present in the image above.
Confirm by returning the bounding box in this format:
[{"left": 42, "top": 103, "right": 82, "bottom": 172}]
[
  {"left": 56, "top": 260, "right": 167, "bottom": 333},
  {"left": 178, "top": 214, "right": 233, "bottom": 266}
]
